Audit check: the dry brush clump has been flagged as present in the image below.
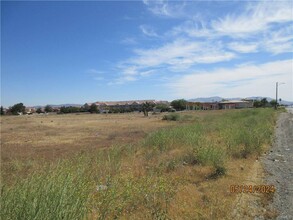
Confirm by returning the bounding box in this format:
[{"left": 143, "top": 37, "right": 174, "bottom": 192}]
[{"left": 1, "top": 108, "right": 276, "bottom": 219}]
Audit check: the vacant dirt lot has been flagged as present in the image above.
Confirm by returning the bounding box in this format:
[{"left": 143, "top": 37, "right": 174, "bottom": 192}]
[
  {"left": 0, "top": 110, "right": 227, "bottom": 181},
  {"left": 1, "top": 113, "right": 169, "bottom": 163},
  {"left": 2, "top": 109, "right": 278, "bottom": 219}
]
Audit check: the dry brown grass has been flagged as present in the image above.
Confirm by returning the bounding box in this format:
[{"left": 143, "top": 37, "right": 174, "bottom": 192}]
[
  {"left": 1, "top": 109, "right": 275, "bottom": 219},
  {"left": 0, "top": 110, "right": 228, "bottom": 164},
  {"left": 0, "top": 112, "right": 172, "bottom": 180}
]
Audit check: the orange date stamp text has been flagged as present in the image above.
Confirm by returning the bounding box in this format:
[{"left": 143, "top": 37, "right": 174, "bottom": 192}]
[{"left": 230, "top": 185, "right": 276, "bottom": 193}]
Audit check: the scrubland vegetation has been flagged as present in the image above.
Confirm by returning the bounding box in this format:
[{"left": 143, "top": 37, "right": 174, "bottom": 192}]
[{"left": 1, "top": 108, "right": 276, "bottom": 219}]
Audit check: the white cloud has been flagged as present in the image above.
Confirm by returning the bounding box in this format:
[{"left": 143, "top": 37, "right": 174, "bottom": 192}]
[
  {"left": 107, "top": 65, "right": 141, "bottom": 85},
  {"left": 142, "top": 0, "right": 150, "bottom": 6},
  {"left": 112, "top": 1, "right": 292, "bottom": 91},
  {"left": 167, "top": 0, "right": 292, "bottom": 45},
  {"left": 212, "top": 15, "right": 266, "bottom": 37},
  {"left": 108, "top": 75, "right": 137, "bottom": 85},
  {"left": 148, "top": 1, "right": 292, "bottom": 57},
  {"left": 140, "top": 25, "right": 159, "bottom": 37},
  {"left": 211, "top": 1, "right": 292, "bottom": 37},
  {"left": 250, "top": 1, "right": 292, "bottom": 24},
  {"left": 139, "top": 69, "right": 156, "bottom": 76},
  {"left": 167, "top": 59, "right": 293, "bottom": 101},
  {"left": 228, "top": 42, "right": 259, "bottom": 53},
  {"left": 86, "top": 69, "right": 105, "bottom": 82},
  {"left": 263, "top": 26, "right": 293, "bottom": 54},
  {"left": 143, "top": 0, "right": 187, "bottom": 18},
  {"left": 122, "top": 66, "right": 138, "bottom": 76},
  {"left": 129, "top": 39, "right": 235, "bottom": 70},
  {"left": 170, "top": 20, "right": 214, "bottom": 39},
  {"left": 112, "top": 38, "right": 236, "bottom": 84}
]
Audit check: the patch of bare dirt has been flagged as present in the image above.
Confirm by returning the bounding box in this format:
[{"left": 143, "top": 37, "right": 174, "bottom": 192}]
[{"left": 262, "top": 110, "right": 293, "bottom": 219}]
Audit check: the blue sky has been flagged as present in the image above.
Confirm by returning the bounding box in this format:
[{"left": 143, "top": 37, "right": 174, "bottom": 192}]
[{"left": 1, "top": 0, "right": 292, "bottom": 107}]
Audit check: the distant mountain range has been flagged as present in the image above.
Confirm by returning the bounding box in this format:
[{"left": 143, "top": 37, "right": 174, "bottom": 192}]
[{"left": 188, "top": 96, "right": 293, "bottom": 105}]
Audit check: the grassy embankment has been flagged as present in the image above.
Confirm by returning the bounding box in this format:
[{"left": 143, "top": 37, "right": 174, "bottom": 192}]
[{"left": 1, "top": 108, "right": 276, "bottom": 219}]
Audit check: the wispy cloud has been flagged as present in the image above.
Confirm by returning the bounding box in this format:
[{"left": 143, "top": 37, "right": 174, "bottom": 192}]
[
  {"left": 170, "top": 20, "right": 214, "bottom": 39},
  {"left": 121, "top": 37, "right": 137, "bottom": 45},
  {"left": 140, "top": 25, "right": 159, "bottom": 37},
  {"left": 228, "top": 42, "right": 259, "bottom": 53},
  {"left": 110, "top": 0, "right": 292, "bottom": 97},
  {"left": 121, "top": 66, "right": 138, "bottom": 76},
  {"left": 108, "top": 75, "right": 137, "bottom": 85},
  {"left": 86, "top": 69, "right": 105, "bottom": 82},
  {"left": 143, "top": 0, "right": 188, "bottom": 18},
  {"left": 211, "top": 1, "right": 292, "bottom": 37},
  {"left": 167, "top": 59, "right": 292, "bottom": 100},
  {"left": 263, "top": 26, "right": 293, "bottom": 54},
  {"left": 129, "top": 39, "right": 235, "bottom": 70},
  {"left": 108, "top": 38, "right": 235, "bottom": 85}
]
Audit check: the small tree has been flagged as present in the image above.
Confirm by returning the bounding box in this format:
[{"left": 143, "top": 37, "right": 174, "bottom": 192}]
[
  {"left": 0, "top": 106, "right": 4, "bottom": 115},
  {"left": 44, "top": 105, "right": 53, "bottom": 113},
  {"left": 253, "top": 100, "right": 261, "bottom": 108},
  {"left": 260, "top": 98, "right": 268, "bottom": 107},
  {"left": 83, "top": 103, "right": 90, "bottom": 112},
  {"left": 142, "top": 102, "right": 155, "bottom": 116},
  {"left": 270, "top": 99, "right": 277, "bottom": 108},
  {"left": 36, "top": 108, "right": 43, "bottom": 114},
  {"left": 10, "top": 103, "right": 26, "bottom": 115},
  {"left": 155, "top": 103, "right": 170, "bottom": 112},
  {"left": 171, "top": 99, "right": 187, "bottom": 111},
  {"left": 89, "top": 104, "right": 99, "bottom": 113}
]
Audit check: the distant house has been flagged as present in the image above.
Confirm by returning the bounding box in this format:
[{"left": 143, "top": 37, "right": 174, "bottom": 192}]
[
  {"left": 186, "top": 100, "right": 253, "bottom": 110},
  {"left": 219, "top": 100, "right": 253, "bottom": 109},
  {"left": 25, "top": 107, "right": 36, "bottom": 114},
  {"left": 186, "top": 102, "right": 219, "bottom": 110},
  {"left": 202, "top": 102, "right": 219, "bottom": 110}
]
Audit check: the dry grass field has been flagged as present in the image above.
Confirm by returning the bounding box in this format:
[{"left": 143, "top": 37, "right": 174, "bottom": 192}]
[
  {"left": 1, "top": 112, "right": 173, "bottom": 180},
  {"left": 1, "top": 111, "right": 227, "bottom": 172},
  {"left": 1, "top": 109, "right": 278, "bottom": 219}
]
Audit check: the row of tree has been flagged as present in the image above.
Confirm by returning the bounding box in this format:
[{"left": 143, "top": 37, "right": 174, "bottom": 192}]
[
  {"left": 0, "top": 102, "right": 171, "bottom": 115},
  {"left": 170, "top": 98, "right": 281, "bottom": 109},
  {"left": 253, "top": 98, "right": 279, "bottom": 108}
]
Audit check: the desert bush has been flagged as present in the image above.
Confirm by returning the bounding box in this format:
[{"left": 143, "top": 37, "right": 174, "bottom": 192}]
[
  {"left": 162, "top": 113, "right": 193, "bottom": 122},
  {"left": 195, "top": 143, "right": 226, "bottom": 169},
  {"left": 162, "top": 113, "right": 180, "bottom": 121}
]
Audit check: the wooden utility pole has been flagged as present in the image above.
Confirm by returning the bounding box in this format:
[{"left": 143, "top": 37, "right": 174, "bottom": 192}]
[{"left": 275, "top": 82, "right": 278, "bottom": 110}]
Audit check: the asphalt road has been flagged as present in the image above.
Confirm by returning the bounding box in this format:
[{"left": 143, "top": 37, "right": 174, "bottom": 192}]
[{"left": 262, "top": 108, "right": 293, "bottom": 219}]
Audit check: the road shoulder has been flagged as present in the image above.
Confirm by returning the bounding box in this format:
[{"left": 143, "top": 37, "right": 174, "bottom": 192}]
[{"left": 262, "top": 110, "right": 293, "bottom": 219}]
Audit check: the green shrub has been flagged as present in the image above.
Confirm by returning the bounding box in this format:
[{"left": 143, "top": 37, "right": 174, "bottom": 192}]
[
  {"left": 195, "top": 144, "right": 226, "bottom": 168},
  {"left": 162, "top": 113, "right": 180, "bottom": 121},
  {"left": 1, "top": 163, "right": 92, "bottom": 220}
]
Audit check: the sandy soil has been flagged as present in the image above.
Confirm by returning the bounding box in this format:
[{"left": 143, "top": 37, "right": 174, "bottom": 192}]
[{"left": 262, "top": 108, "right": 293, "bottom": 219}]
